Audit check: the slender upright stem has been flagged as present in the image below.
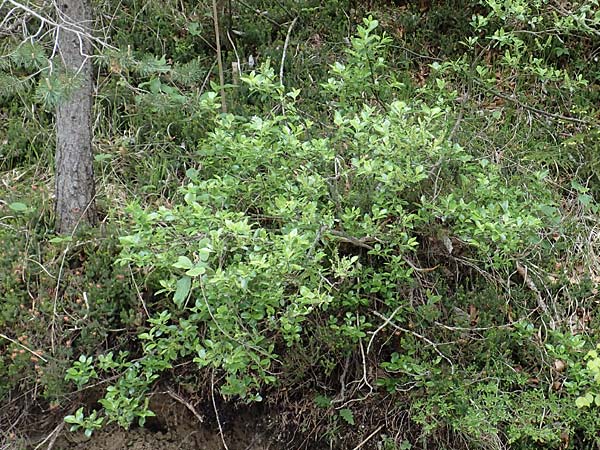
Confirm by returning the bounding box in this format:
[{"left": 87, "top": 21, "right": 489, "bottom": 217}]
[{"left": 212, "top": 0, "right": 227, "bottom": 113}]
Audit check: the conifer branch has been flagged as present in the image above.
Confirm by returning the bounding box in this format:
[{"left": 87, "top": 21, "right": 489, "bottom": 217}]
[{"left": 1, "top": 0, "right": 117, "bottom": 50}]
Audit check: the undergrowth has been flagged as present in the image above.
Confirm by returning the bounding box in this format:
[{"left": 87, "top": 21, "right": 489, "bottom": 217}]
[{"left": 1, "top": 1, "right": 600, "bottom": 449}]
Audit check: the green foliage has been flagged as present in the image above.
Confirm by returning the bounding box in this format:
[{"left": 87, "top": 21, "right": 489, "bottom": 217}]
[
  {"left": 574, "top": 346, "right": 600, "bottom": 409},
  {"left": 3, "top": 1, "right": 600, "bottom": 448},
  {"left": 98, "top": 368, "right": 156, "bottom": 428},
  {"left": 34, "top": 71, "right": 82, "bottom": 110},
  {"left": 432, "top": 0, "right": 600, "bottom": 186},
  {"left": 64, "top": 407, "right": 104, "bottom": 438},
  {"left": 61, "top": 20, "right": 576, "bottom": 443},
  {"left": 338, "top": 408, "right": 355, "bottom": 425},
  {"left": 323, "top": 17, "right": 403, "bottom": 106},
  {"left": 65, "top": 355, "right": 97, "bottom": 389},
  {"left": 0, "top": 187, "right": 138, "bottom": 402},
  {"left": 9, "top": 42, "right": 48, "bottom": 71}
]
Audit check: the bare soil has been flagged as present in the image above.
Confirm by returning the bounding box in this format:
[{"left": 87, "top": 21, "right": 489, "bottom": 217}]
[
  {"left": 55, "top": 423, "right": 270, "bottom": 450},
  {"left": 5, "top": 395, "right": 282, "bottom": 450}
]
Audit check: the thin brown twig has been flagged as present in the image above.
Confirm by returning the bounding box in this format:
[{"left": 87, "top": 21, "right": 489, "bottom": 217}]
[
  {"left": 166, "top": 388, "right": 204, "bottom": 423},
  {"left": 235, "top": 0, "right": 282, "bottom": 28},
  {"left": 352, "top": 425, "right": 384, "bottom": 450},
  {"left": 211, "top": 370, "right": 229, "bottom": 450},
  {"left": 26, "top": 258, "right": 56, "bottom": 279},
  {"left": 473, "top": 79, "right": 590, "bottom": 125},
  {"left": 434, "top": 321, "right": 518, "bottom": 332},
  {"left": 44, "top": 420, "right": 63, "bottom": 450},
  {"left": 372, "top": 310, "right": 454, "bottom": 374},
  {"left": 367, "top": 306, "right": 401, "bottom": 355},
  {"left": 31, "top": 420, "right": 63, "bottom": 450},
  {"left": 0, "top": 333, "right": 48, "bottom": 362},
  {"left": 3, "top": 0, "right": 116, "bottom": 49},
  {"left": 326, "top": 229, "right": 377, "bottom": 250},
  {"left": 128, "top": 265, "right": 149, "bottom": 318},
  {"left": 50, "top": 246, "right": 68, "bottom": 354},
  {"left": 331, "top": 354, "right": 350, "bottom": 405},
  {"left": 200, "top": 58, "right": 218, "bottom": 95},
  {"left": 357, "top": 314, "right": 373, "bottom": 392}
]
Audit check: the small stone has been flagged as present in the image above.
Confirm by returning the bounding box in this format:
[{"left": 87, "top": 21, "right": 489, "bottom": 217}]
[{"left": 553, "top": 359, "right": 566, "bottom": 373}]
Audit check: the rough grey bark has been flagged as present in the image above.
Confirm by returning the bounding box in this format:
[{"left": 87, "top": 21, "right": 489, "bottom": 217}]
[{"left": 55, "top": 0, "right": 97, "bottom": 234}]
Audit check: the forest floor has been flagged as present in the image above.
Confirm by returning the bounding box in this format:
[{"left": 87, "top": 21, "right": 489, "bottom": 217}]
[
  {"left": 9, "top": 396, "right": 280, "bottom": 450},
  {"left": 55, "top": 422, "right": 269, "bottom": 450},
  {"left": 3, "top": 1, "right": 600, "bottom": 449}
]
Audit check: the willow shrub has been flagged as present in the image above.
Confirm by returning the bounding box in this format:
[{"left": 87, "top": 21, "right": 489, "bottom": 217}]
[{"left": 66, "top": 18, "right": 560, "bottom": 438}]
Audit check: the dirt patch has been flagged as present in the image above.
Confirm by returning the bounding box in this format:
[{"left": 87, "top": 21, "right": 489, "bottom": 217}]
[
  {"left": 56, "top": 423, "right": 270, "bottom": 450},
  {"left": 56, "top": 397, "right": 274, "bottom": 450},
  {"left": 7, "top": 394, "right": 280, "bottom": 450}
]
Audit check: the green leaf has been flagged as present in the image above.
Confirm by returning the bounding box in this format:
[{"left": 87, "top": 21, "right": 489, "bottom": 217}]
[
  {"left": 314, "top": 395, "right": 331, "bottom": 408},
  {"left": 173, "top": 256, "right": 193, "bottom": 270},
  {"left": 94, "top": 153, "right": 113, "bottom": 162},
  {"left": 576, "top": 395, "right": 592, "bottom": 408},
  {"left": 173, "top": 276, "right": 191, "bottom": 308},
  {"left": 8, "top": 202, "right": 27, "bottom": 212},
  {"left": 49, "top": 236, "right": 73, "bottom": 243},
  {"left": 198, "top": 247, "right": 211, "bottom": 262},
  {"left": 149, "top": 77, "right": 162, "bottom": 94},
  {"left": 65, "top": 407, "right": 85, "bottom": 423},
  {"left": 339, "top": 408, "right": 354, "bottom": 425},
  {"left": 188, "top": 22, "right": 201, "bottom": 36},
  {"left": 579, "top": 193, "right": 593, "bottom": 207},
  {"left": 185, "top": 264, "right": 206, "bottom": 277}
]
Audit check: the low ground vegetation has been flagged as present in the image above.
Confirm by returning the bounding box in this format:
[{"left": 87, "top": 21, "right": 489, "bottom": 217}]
[{"left": 2, "top": 1, "right": 600, "bottom": 449}]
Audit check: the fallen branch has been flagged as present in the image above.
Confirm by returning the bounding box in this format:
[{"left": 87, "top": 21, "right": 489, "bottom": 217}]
[{"left": 32, "top": 420, "right": 63, "bottom": 450}]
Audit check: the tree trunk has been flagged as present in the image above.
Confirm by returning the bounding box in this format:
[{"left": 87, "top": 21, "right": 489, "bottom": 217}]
[{"left": 55, "top": 0, "right": 97, "bottom": 234}]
